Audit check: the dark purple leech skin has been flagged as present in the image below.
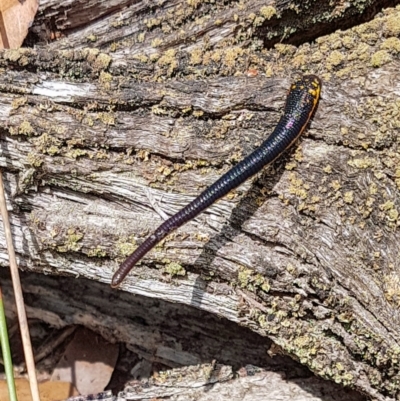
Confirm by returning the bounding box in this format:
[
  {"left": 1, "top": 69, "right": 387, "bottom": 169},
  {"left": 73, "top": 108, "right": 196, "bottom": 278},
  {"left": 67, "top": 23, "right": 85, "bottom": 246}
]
[{"left": 111, "top": 75, "right": 322, "bottom": 288}]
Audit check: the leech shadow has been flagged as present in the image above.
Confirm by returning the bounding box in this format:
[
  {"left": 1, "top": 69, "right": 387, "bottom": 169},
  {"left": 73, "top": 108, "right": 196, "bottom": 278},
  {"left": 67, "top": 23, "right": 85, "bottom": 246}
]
[{"left": 189, "top": 155, "right": 290, "bottom": 308}]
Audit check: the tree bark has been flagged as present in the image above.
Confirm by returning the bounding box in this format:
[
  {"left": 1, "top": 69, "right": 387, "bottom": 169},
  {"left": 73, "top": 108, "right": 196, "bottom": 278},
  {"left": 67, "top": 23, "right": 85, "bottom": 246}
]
[{"left": 1, "top": 0, "right": 400, "bottom": 400}]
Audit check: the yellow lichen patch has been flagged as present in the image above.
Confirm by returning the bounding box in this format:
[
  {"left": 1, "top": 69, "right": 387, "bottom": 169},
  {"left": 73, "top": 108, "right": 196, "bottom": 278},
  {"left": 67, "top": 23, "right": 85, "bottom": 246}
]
[
  {"left": 347, "top": 156, "right": 375, "bottom": 169},
  {"left": 274, "top": 43, "right": 296, "bottom": 56},
  {"left": 137, "top": 149, "right": 150, "bottom": 161},
  {"left": 187, "top": 0, "right": 202, "bottom": 7},
  {"left": 291, "top": 54, "right": 306, "bottom": 68},
  {"left": 326, "top": 50, "right": 344, "bottom": 69},
  {"left": 54, "top": 124, "right": 67, "bottom": 135},
  {"left": 99, "top": 71, "right": 113, "bottom": 89},
  {"left": 92, "top": 53, "right": 112, "bottom": 71},
  {"left": 253, "top": 16, "right": 264, "bottom": 27},
  {"left": 47, "top": 145, "right": 60, "bottom": 156},
  {"left": 196, "top": 232, "right": 210, "bottom": 242},
  {"left": 193, "top": 109, "right": 204, "bottom": 117},
  {"left": 164, "top": 262, "right": 186, "bottom": 277},
  {"left": 33, "top": 132, "right": 61, "bottom": 155},
  {"left": 373, "top": 171, "right": 385, "bottom": 180},
  {"left": 260, "top": 6, "right": 277, "bottom": 20},
  {"left": 151, "top": 37, "right": 164, "bottom": 48},
  {"left": 362, "top": 196, "right": 375, "bottom": 218},
  {"left": 379, "top": 200, "right": 395, "bottom": 211},
  {"left": 46, "top": 145, "right": 60, "bottom": 156},
  {"left": 370, "top": 50, "right": 392, "bottom": 67},
  {"left": 310, "top": 51, "right": 323, "bottom": 63},
  {"left": 210, "top": 49, "right": 222, "bottom": 63},
  {"left": 66, "top": 137, "right": 85, "bottom": 148},
  {"left": 161, "top": 22, "right": 172, "bottom": 34},
  {"left": 86, "top": 34, "right": 97, "bottom": 42},
  {"left": 347, "top": 42, "right": 370, "bottom": 62},
  {"left": 133, "top": 53, "right": 149, "bottom": 63},
  {"left": 146, "top": 18, "right": 161, "bottom": 28},
  {"left": 83, "top": 48, "right": 100, "bottom": 63},
  {"left": 189, "top": 47, "right": 203, "bottom": 65},
  {"left": 310, "top": 195, "right": 321, "bottom": 204},
  {"left": 87, "top": 246, "right": 107, "bottom": 258},
  {"left": 152, "top": 105, "right": 169, "bottom": 115},
  {"left": 342, "top": 35, "right": 356, "bottom": 49},
  {"left": 66, "top": 149, "right": 88, "bottom": 159},
  {"left": 379, "top": 200, "right": 399, "bottom": 226},
  {"left": 157, "top": 165, "right": 173, "bottom": 176},
  {"left": 109, "top": 42, "right": 119, "bottom": 52},
  {"left": 57, "top": 228, "right": 84, "bottom": 253},
  {"left": 385, "top": 14, "right": 400, "bottom": 37},
  {"left": 157, "top": 49, "right": 178, "bottom": 75},
  {"left": 26, "top": 152, "right": 43, "bottom": 167},
  {"left": 223, "top": 47, "right": 244, "bottom": 68},
  {"left": 11, "top": 96, "right": 28, "bottom": 110},
  {"left": 11, "top": 120, "right": 34, "bottom": 136},
  {"left": 95, "top": 150, "right": 110, "bottom": 159},
  {"left": 285, "top": 161, "right": 297, "bottom": 170},
  {"left": 238, "top": 267, "right": 270, "bottom": 293},
  {"left": 352, "top": 17, "right": 381, "bottom": 35},
  {"left": 343, "top": 191, "right": 354, "bottom": 204},
  {"left": 202, "top": 51, "right": 212, "bottom": 65},
  {"left": 116, "top": 237, "right": 137, "bottom": 257},
  {"left": 369, "top": 182, "right": 378, "bottom": 195},
  {"left": 288, "top": 172, "right": 308, "bottom": 200},
  {"left": 383, "top": 273, "right": 400, "bottom": 307},
  {"left": 380, "top": 37, "right": 400, "bottom": 53},
  {"left": 330, "top": 180, "right": 341, "bottom": 191},
  {"left": 393, "top": 169, "right": 400, "bottom": 190},
  {"left": 4, "top": 49, "right": 24, "bottom": 62},
  {"left": 294, "top": 146, "right": 303, "bottom": 162},
  {"left": 97, "top": 112, "right": 115, "bottom": 125},
  {"left": 286, "top": 263, "right": 297, "bottom": 275}
]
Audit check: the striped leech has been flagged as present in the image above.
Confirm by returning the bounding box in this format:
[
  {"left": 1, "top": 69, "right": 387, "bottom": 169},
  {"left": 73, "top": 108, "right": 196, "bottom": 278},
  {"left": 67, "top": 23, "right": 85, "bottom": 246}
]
[{"left": 111, "top": 75, "right": 322, "bottom": 288}]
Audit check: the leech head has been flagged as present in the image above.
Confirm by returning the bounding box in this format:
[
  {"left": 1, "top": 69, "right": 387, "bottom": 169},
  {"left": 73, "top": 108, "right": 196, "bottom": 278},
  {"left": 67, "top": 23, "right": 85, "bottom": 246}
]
[{"left": 286, "top": 75, "right": 322, "bottom": 115}]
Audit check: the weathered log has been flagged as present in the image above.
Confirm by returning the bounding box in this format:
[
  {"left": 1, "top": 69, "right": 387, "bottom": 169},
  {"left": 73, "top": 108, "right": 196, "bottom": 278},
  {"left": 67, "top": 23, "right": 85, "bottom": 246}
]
[
  {"left": 0, "top": 271, "right": 365, "bottom": 401},
  {"left": 1, "top": 0, "right": 400, "bottom": 400}
]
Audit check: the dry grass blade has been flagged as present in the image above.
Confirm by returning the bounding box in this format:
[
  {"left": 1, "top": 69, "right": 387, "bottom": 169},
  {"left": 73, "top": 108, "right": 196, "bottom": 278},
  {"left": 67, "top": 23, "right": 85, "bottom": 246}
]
[{"left": 0, "top": 170, "right": 41, "bottom": 401}]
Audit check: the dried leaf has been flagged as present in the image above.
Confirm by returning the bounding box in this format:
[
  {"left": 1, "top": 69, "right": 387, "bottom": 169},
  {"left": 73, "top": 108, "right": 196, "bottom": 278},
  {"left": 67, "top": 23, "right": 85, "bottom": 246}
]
[
  {"left": 52, "top": 327, "right": 119, "bottom": 395},
  {"left": 0, "top": 0, "right": 38, "bottom": 49}
]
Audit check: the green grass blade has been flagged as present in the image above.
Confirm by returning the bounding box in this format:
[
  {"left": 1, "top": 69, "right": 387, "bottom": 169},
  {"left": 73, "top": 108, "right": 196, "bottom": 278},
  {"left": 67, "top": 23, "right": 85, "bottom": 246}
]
[{"left": 0, "top": 286, "right": 18, "bottom": 401}]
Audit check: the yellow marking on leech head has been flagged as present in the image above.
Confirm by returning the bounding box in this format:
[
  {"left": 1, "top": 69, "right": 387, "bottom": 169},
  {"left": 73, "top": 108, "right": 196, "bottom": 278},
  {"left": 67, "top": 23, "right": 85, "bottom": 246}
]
[
  {"left": 309, "top": 88, "right": 318, "bottom": 97},
  {"left": 311, "top": 86, "right": 321, "bottom": 107}
]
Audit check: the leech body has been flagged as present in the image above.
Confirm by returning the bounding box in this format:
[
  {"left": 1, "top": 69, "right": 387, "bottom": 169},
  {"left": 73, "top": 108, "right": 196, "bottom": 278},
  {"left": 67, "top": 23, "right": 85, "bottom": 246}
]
[{"left": 111, "top": 75, "right": 321, "bottom": 288}]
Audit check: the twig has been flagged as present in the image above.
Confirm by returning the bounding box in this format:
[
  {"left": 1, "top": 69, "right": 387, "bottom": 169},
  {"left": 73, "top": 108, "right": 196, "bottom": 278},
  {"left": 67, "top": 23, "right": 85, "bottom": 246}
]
[
  {"left": 143, "top": 188, "right": 169, "bottom": 220},
  {"left": 0, "top": 285, "right": 17, "bottom": 401},
  {"left": 0, "top": 170, "right": 41, "bottom": 401},
  {"left": 34, "top": 325, "right": 77, "bottom": 363}
]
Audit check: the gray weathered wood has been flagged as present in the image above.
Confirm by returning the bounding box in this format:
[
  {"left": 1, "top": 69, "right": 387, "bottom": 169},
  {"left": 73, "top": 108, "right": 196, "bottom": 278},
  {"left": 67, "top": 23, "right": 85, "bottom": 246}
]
[{"left": 1, "top": 0, "right": 400, "bottom": 400}]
